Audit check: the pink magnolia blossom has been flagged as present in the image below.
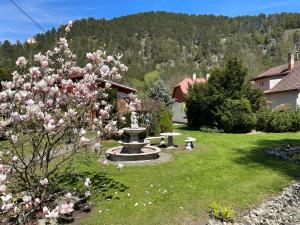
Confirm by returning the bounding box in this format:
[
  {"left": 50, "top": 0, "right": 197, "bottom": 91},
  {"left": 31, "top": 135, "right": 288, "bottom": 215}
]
[
  {"left": 43, "top": 207, "right": 59, "bottom": 219},
  {"left": 1, "top": 202, "right": 14, "bottom": 211},
  {"left": 100, "top": 65, "right": 110, "bottom": 76},
  {"left": 16, "top": 57, "right": 27, "bottom": 68},
  {"left": 22, "top": 195, "right": 32, "bottom": 203},
  {"left": 80, "top": 136, "right": 89, "bottom": 144},
  {"left": 107, "top": 55, "right": 114, "bottom": 62},
  {"left": 0, "top": 174, "right": 6, "bottom": 183},
  {"left": 65, "top": 192, "right": 72, "bottom": 199},
  {"left": 0, "top": 185, "right": 6, "bottom": 193},
  {"left": 58, "top": 203, "right": 74, "bottom": 214},
  {"left": 40, "top": 178, "right": 49, "bottom": 186}
]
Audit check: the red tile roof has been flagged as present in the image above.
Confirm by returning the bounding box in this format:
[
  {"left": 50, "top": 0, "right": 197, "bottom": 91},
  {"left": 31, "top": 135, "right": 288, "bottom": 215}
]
[
  {"left": 174, "top": 77, "right": 206, "bottom": 95},
  {"left": 252, "top": 60, "right": 300, "bottom": 94},
  {"left": 172, "top": 77, "right": 206, "bottom": 102}
]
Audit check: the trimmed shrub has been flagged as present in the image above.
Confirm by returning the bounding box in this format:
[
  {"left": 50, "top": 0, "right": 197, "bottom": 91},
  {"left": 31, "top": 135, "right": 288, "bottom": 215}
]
[
  {"left": 159, "top": 109, "right": 173, "bottom": 133},
  {"left": 216, "top": 98, "right": 256, "bottom": 133},
  {"left": 270, "top": 107, "right": 295, "bottom": 132},
  {"left": 256, "top": 109, "right": 273, "bottom": 132},
  {"left": 256, "top": 105, "right": 299, "bottom": 132}
]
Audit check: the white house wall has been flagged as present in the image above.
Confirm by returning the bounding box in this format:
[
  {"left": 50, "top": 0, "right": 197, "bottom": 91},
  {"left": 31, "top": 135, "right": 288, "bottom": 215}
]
[
  {"left": 172, "top": 102, "right": 187, "bottom": 123},
  {"left": 266, "top": 90, "right": 299, "bottom": 109}
]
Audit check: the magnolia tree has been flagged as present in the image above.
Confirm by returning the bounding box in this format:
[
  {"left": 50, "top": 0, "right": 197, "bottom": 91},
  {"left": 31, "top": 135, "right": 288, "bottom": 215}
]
[{"left": 0, "top": 21, "right": 128, "bottom": 224}]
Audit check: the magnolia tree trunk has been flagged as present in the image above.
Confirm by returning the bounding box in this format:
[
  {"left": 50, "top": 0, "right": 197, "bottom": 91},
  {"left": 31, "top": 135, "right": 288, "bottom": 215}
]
[{"left": 0, "top": 21, "right": 128, "bottom": 224}]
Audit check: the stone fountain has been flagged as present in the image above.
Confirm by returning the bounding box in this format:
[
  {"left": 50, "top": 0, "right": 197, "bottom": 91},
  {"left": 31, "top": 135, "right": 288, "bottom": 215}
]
[{"left": 106, "top": 112, "right": 160, "bottom": 161}]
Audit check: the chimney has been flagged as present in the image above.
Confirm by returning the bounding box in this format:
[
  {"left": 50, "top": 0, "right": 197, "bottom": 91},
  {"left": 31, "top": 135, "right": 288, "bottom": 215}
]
[
  {"left": 288, "top": 53, "right": 295, "bottom": 70},
  {"left": 206, "top": 74, "right": 210, "bottom": 81},
  {"left": 192, "top": 73, "right": 197, "bottom": 81}
]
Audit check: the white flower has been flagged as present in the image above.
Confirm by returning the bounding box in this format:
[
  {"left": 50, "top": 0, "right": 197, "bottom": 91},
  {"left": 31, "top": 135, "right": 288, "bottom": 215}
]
[
  {"left": 102, "top": 159, "right": 108, "bottom": 166},
  {"left": 65, "top": 192, "right": 72, "bottom": 199},
  {"left": 44, "top": 208, "right": 59, "bottom": 219},
  {"left": 1, "top": 194, "right": 12, "bottom": 202},
  {"left": 40, "top": 178, "right": 49, "bottom": 186},
  {"left": 100, "top": 65, "right": 110, "bottom": 76},
  {"left": 85, "top": 191, "right": 91, "bottom": 197},
  {"left": 0, "top": 185, "right": 6, "bottom": 193},
  {"left": 119, "top": 63, "right": 128, "bottom": 72},
  {"left": 26, "top": 37, "right": 36, "bottom": 45},
  {"left": 79, "top": 128, "right": 86, "bottom": 136},
  {"left": 117, "top": 163, "right": 124, "bottom": 170},
  {"left": 134, "top": 203, "right": 138, "bottom": 207},
  {"left": 12, "top": 156, "right": 18, "bottom": 162},
  {"left": 22, "top": 195, "right": 32, "bottom": 203},
  {"left": 84, "top": 178, "right": 91, "bottom": 188},
  {"left": 0, "top": 174, "right": 7, "bottom": 183}
]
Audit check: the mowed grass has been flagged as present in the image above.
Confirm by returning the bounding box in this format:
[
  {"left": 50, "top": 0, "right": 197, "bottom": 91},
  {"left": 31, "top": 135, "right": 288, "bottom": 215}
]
[
  {"left": 71, "top": 126, "right": 300, "bottom": 225},
  {"left": 4, "top": 126, "right": 300, "bottom": 225}
]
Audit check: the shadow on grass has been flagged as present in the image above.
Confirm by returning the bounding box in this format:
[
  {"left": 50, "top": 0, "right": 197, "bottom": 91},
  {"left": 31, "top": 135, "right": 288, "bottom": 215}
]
[
  {"left": 57, "top": 170, "right": 128, "bottom": 200},
  {"left": 233, "top": 138, "right": 300, "bottom": 179}
]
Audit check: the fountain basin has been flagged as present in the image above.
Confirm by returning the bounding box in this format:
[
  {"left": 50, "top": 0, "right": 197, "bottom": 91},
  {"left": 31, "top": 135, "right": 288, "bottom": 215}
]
[
  {"left": 106, "top": 146, "right": 160, "bottom": 161},
  {"left": 118, "top": 140, "right": 150, "bottom": 154}
]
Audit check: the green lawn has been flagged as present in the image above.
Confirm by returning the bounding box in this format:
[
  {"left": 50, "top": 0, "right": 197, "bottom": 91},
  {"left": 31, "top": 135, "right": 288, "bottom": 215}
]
[
  {"left": 14, "top": 127, "right": 300, "bottom": 224},
  {"left": 70, "top": 126, "right": 300, "bottom": 225}
]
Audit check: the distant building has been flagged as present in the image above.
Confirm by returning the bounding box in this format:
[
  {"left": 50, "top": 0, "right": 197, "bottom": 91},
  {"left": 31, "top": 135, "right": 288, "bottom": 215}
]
[
  {"left": 172, "top": 74, "right": 207, "bottom": 123},
  {"left": 251, "top": 52, "right": 300, "bottom": 109},
  {"left": 71, "top": 74, "right": 137, "bottom": 115}
]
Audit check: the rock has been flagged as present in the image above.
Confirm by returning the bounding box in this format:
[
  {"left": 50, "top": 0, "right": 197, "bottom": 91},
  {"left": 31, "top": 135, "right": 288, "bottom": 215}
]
[{"left": 219, "top": 182, "right": 300, "bottom": 225}]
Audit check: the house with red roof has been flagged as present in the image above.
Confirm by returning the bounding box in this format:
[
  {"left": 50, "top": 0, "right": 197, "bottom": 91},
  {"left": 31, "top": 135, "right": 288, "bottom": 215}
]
[
  {"left": 172, "top": 74, "right": 207, "bottom": 123},
  {"left": 251, "top": 52, "right": 300, "bottom": 109}
]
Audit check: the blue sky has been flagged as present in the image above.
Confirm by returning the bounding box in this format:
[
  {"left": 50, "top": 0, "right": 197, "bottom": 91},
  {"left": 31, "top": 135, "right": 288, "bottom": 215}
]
[{"left": 1, "top": 0, "right": 300, "bottom": 42}]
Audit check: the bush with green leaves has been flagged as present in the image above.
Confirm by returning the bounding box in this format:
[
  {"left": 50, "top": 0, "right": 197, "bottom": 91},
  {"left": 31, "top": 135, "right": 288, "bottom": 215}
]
[
  {"left": 216, "top": 98, "right": 256, "bottom": 133},
  {"left": 159, "top": 109, "right": 173, "bottom": 133},
  {"left": 186, "top": 57, "right": 264, "bottom": 131},
  {"left": 209, "top": 202, "right": 235, "bottom": 222},
  {"left": 256, "top": 105, "right": 298, "bottom": 132}
]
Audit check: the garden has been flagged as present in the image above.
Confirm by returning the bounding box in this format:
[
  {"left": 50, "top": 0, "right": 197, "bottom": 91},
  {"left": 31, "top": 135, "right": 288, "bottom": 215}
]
[
  {"left": 45, "top": 127, "right": 300, "bottom": 224},
  {"left": 0, "top": 21, "right": 299, "bottom": 225}
]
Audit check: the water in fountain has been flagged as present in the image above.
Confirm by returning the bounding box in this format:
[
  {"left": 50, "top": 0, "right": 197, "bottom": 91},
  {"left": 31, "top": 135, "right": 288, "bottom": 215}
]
[{"left": 106, "top": 112, "right": 160, "bottom": 161}]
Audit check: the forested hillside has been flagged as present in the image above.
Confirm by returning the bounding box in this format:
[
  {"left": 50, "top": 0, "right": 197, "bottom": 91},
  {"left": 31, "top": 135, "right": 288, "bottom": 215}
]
[{"left": 2, "top": 11, "right": 300, "bottom": 90}]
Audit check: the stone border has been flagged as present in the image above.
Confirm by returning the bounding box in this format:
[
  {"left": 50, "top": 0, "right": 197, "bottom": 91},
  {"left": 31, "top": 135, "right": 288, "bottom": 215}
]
[
  {"left": 99, "top": 152, "right": 173, "bottom": 166},
  {"left": 207, "top": 181, "right": 300, "bottom": 225}
]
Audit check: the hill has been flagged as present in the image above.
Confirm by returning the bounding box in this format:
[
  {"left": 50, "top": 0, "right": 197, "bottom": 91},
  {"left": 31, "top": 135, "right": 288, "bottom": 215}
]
[{"left": 2, "top": 11, "right": 300, "bottom": 90}]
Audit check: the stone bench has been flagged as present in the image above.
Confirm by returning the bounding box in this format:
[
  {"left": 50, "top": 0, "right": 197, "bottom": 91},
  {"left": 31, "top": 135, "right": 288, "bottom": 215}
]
[
  {"left": 145, "top": 136, "right": 165, "bottom": 146},
  {"left": 184, "top": 137, "right": 196, "bottom": 151}
]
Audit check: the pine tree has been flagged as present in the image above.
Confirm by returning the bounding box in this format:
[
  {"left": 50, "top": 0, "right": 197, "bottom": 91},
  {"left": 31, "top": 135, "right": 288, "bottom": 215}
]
[{"left": 147, "top": 79, "right": 174, "bottom": 106}]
